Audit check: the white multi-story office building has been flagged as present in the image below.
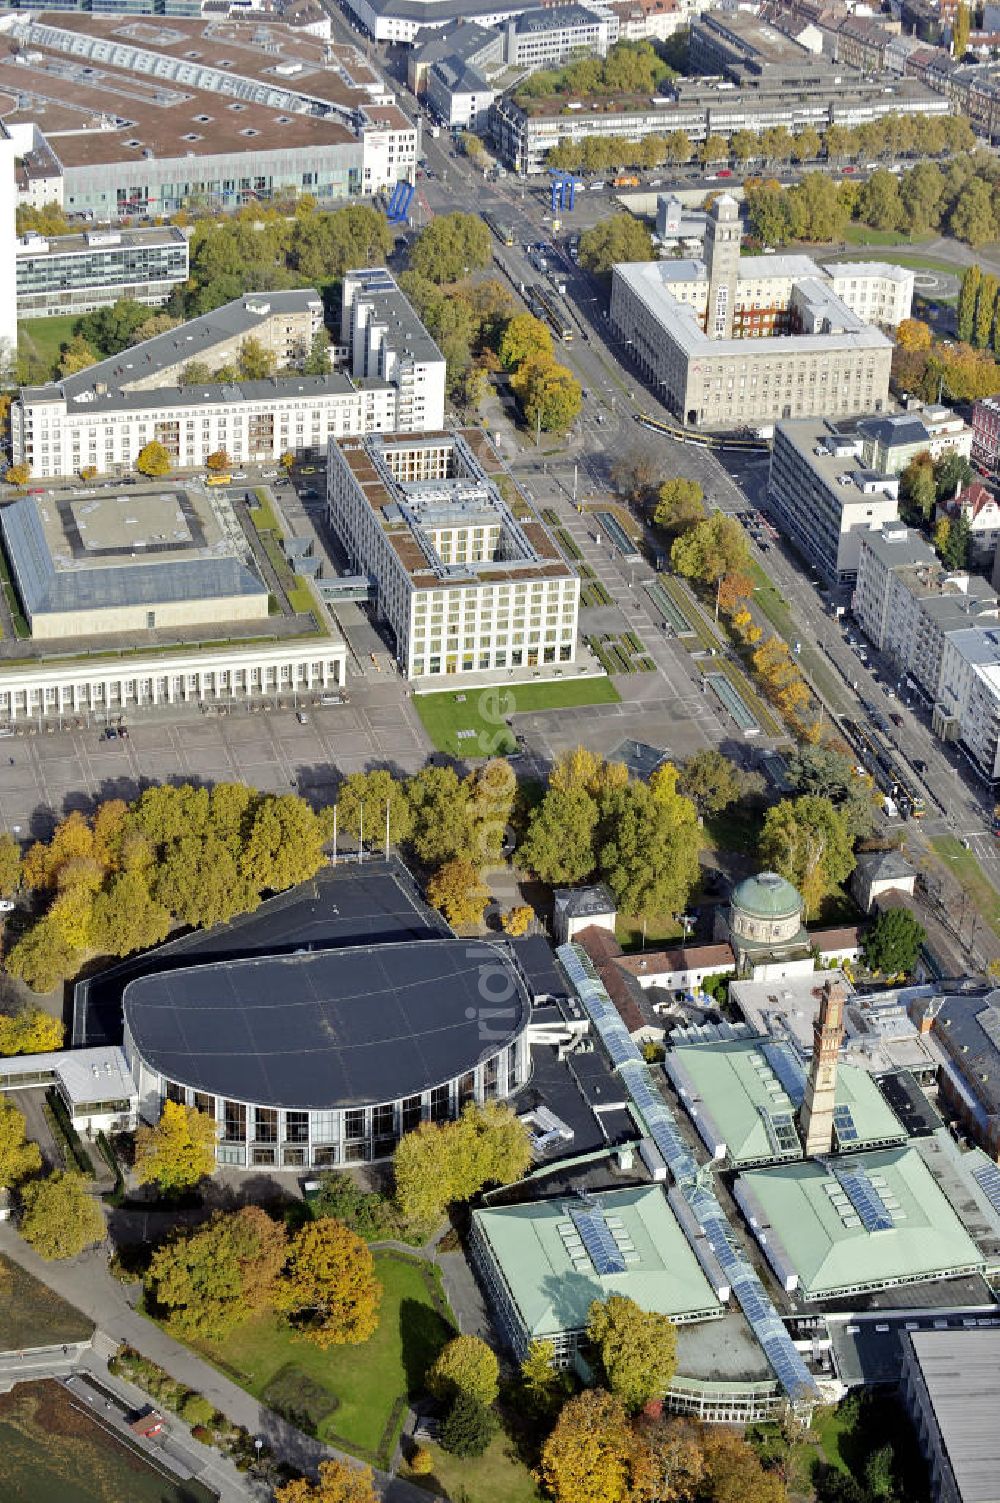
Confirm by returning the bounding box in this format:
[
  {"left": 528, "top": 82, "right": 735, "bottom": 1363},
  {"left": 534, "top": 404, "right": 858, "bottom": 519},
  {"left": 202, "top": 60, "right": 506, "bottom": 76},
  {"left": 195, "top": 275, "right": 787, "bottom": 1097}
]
[
  {"left": 935, "top": 627, "right": 1000, "bottom": 780},
  {"left": 327, "top": 429, "right": 579, "bottom": 680},
  {"left": 13, "top": 276, "right": 445, "bottom": 479},
  {"left": 857, "top": 406, "right": 973, "bottom": 476},
  {"left": 610, "top": 197, "right": 895, "bottom": 430},
  {"left": 503, "top": 4, "right": 619, "bottom": 68},
  {"left": 16, "top": 227, "right": 190, "bottom": 320},
  {"left": 769, "top": 421, "right": 900, "bottom": 587},
  {"left": 826, "top": 263, "right": 915, "bottom": 332},
  {"left": 0, "top": 122, "right": 17, "bottom": 361}
]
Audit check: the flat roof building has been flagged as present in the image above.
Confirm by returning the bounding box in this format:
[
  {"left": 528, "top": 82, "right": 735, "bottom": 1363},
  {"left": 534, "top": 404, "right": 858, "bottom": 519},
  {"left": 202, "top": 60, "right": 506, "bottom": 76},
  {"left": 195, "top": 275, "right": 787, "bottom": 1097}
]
[
  {"left": 470, "top": 1184, "right": 724, "bottom": 1365},
  {"left": 124, "top": 936, "right": 531, "bottom": 1168},
  {"left": 768, "top": 420, "right": 900, "bottom": 588},
  {"left": 857, "top": 405, "right": 972, "bottom": 475},
  {"left": 734, "top": 1146, "right": 985, "bottom": 1303},
  {"left": 15, "top": 226, "right": 190, "bottom": 321},
  {"left": 901, "top": 1327, "right": 1000, "bottom": 1503},
  {"left": 504, "top": 4, "right": 619, "bottom": 68},
  {"left": 0, "top": 1044, "right": 136, "bottom": 1137},
  {"left": 14, "top": 276, "right": 445, "bottom": 479},
  {"left": 610, "top": 199, "right": 895, "bottom": 430},
  {"left": 2, "top": 17, "right": 417, "bottom": 214},
  {"left": 665, "top": 1037, "right": 906, "bottom": 1168},
  {"left": 327, "top": 428, "right": 580, "bottom": 681},
  {"left": 1, "top": 487, "right": 268, "bottom": 640},
  {"left": 932, "top": 985, "right": 1000, "bottom": 1160}
]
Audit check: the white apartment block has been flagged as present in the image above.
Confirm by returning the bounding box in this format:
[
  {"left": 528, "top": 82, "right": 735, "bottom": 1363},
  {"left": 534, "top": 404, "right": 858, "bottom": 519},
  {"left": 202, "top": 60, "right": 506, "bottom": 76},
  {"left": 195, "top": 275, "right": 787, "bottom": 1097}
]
[
  {"left": 16, "top": 226, "right": 190, "bottom": 320},
  {"left": 0, "top": 639, "right": 347, "bottom": 725},
  {"left": 826, "top": 263, "right": 914, "bottom": 331},
  {"left": 854, "top": 523, "right": 1000, "bottom": 703},
  {"left": 610, "top": 197, "right": 894, "bottom": 430},
  {"left": 327, "top": 430, "right": 580, "bottom": 680},
  {"left": 0, "top": 122, "right": 17, "bottom": 361},
  {"left": 13, "top": 277, "right": 445, "bottom": 480},
  {"left": 503, "top": 4, "right": 619, "bottom": 68},
  {"left": 768, "top": 421, "right": 900, "bottom": 587},
  {"left": 935, "top": 628, "right": 1000, "bottom": 780}
]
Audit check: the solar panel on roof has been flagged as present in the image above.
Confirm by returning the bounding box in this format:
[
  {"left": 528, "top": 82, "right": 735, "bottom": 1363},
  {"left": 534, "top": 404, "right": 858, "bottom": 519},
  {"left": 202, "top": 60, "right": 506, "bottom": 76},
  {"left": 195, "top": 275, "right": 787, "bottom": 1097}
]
[
  {"left": 833, "top": 1104, "right": 860, "bottom": 1144},
  {"left": 834, "top": 1166, "right": 895, "bottom": 1232},
  {"left": 760, "top": 1042, "right": 806, "bottom": 1107},
  {"left": 973, "top": 1161, "right": 1000, "bottom": 1215},
  {"left": 570, "top": 1208, "right": 627, "bottom": 1275}
]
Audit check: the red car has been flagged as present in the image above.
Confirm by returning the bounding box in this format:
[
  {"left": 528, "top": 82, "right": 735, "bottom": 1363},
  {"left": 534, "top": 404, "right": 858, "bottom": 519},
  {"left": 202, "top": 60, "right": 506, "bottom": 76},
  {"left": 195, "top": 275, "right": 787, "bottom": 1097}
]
[
  {"left": 842, "top": 165, "right": 857, "bottom": 174},
  {"left": 717, "top": 168, "right": 733, "bottom": 178}
]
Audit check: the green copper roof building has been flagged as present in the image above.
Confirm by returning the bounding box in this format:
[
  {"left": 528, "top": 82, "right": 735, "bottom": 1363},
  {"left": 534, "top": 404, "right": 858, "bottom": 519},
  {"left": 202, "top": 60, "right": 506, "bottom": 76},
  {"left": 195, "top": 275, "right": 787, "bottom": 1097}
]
[
  {"left": 734, "top": 1146, "right": 985, "bottom": 1303},
  {"left": 730, "top": 872, "right": 802, "bottom": 921},
  {"left": 665, "top": 1037, "right": 907, "bottom": 1167},
  {"left": 469, "top": 1184, "right": 723, "bottom": 1364}
]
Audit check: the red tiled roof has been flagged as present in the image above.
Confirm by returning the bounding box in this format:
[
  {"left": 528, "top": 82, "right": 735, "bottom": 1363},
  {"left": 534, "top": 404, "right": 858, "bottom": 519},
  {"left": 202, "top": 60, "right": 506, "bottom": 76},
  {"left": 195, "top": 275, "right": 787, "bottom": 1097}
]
[{"left": 616, "top": 943, "right": 734, "bottom": 977}]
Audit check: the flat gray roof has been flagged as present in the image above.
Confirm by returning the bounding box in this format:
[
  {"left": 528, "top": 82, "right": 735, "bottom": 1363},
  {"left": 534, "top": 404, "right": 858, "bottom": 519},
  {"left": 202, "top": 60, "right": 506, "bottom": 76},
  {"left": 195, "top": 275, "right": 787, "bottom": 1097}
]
[
  {"left": 904, "top": 1327, "right": 1000, "bottom": 1503},
  {"left": 1, "top": 488, "right": 265, "bottom": 617}
]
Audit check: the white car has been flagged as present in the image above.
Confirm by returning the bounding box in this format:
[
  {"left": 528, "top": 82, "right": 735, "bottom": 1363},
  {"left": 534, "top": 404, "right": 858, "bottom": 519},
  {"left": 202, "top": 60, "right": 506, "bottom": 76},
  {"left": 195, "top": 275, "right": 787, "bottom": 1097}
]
[
  {"left": 0, "top": 899, "right": 15, "bottom": 914},
  {"left": 261, "top": 470, "right": 278, "bottom": 480},
  {"left": 590, "top": 181, "right": 605, "bottom": 191},
  {"left": 296, "top": 710, "right": 309, "bottom": 724}
]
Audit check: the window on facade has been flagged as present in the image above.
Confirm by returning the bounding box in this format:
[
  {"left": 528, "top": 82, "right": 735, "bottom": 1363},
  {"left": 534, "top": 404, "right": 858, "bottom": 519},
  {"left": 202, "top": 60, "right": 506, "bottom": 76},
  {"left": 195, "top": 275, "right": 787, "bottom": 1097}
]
[
  {"left": 193, "top": 1092, "right": 215, "bottom": 1116},
  {"left": 254, "top": 1107, "right": 278, "bottom": 1143},
  {"left": 430, "top": 1083, "right": 450, "bottom": 1121},
  {"left": 165, "top": 1080, "right": 185, "bottom": 1104},
  {"left": 345, "top": 1108, "right": 366, "bottom": 1141},
  {"left": 482, "top": 1055, "right": 499, "bottom": 1099},
  {"left": 223, "top": 1100, "right": 247, "bottom": 1141},
  {"left": 285, "top": 1110, "right": 309, "bottom": 1144},
  {"left": 371, "top": 1104, "right": 395, "bottom": 1144},
  {"left": 401, "top": 1095, "right": 422, "bottom": 1132}
]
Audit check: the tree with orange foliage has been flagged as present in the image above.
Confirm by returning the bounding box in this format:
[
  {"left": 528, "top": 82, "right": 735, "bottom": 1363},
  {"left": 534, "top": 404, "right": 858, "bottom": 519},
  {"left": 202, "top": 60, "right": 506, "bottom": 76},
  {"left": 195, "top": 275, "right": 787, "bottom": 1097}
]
[{"left": 276, "top": 1460, "right": 378, "bottom": 1503}]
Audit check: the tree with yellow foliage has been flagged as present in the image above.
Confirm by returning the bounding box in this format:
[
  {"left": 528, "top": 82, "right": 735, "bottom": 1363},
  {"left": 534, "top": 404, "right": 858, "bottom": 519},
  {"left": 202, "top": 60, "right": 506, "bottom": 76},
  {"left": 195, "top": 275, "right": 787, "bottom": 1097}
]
[
  {"left": 275, "top": 1459, "right": 378, "bottom": 1503},
  {"left": 502, "top": 904, "right": 533, "bottom": 936},
  {"left": 425, "top": 858, "right": 489, "bottom": 927},
  {"left": 540, "top": 1390, "right": 644, "bottom": 1503},
  {"left": 0, "top": 1007, "right": 64, "bottom": 1056},
  {"left": 0, "top": 1094, "right": 42, "bottom": 1188},
  {"left": 134, "top": 1100, "right": 219, "bottom": 1193},
  {"left": 896, "top": 317, "right": 932, "bottom": 353},
  {"left": 277, "top": 1218, "right": 382, "bottom": 1348}
]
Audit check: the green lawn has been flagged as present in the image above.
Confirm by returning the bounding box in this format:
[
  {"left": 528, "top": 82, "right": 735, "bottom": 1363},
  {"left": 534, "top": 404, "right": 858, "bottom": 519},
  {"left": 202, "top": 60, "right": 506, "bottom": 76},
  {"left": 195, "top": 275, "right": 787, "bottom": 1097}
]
[
  {"left": 414, "top": 677, "right": 619, "bottom": 757},
  {"left": 408, "top": 1432, "right": 543, "bottom": 1503},
  {"left": 191, "top": 1253, "right": 454, "bottom": 1467},
  {"left": 840, "top": 224, "right": 934, "bottom": 248},
  {"left": 0, "top": 1257, "right": 94, "bottom": 1350},
  {"left": 749, "top": 561, "right": 796, "bottom": 641},
  {"left": 823, "top": 247, "right": 958, "bottom": 275},
  {"left": 931, "top": 834, "right": 1000, "bottom": 941},
  {"left": 704, "top": 801, "right": 761, "bottom": 856},
  {"left": 18, "top": 315, "right": 80, "bottom": 378},
  {"left": 616, "top": 912, "right": 683, "bottom": 950}
]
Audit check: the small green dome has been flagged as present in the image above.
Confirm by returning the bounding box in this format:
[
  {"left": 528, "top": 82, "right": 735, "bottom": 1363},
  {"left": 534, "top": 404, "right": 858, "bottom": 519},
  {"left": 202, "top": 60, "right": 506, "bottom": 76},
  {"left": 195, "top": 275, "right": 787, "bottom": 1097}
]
[{"left": 731, "top": 871, "right": 802, "bottom": 920}]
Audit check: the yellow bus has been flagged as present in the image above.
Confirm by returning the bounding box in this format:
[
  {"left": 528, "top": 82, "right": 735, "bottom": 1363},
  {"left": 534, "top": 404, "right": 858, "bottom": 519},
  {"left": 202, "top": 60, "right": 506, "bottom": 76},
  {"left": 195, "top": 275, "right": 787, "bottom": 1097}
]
[{"left": 206, "top": 473, "right": 232, "bottom": 486}]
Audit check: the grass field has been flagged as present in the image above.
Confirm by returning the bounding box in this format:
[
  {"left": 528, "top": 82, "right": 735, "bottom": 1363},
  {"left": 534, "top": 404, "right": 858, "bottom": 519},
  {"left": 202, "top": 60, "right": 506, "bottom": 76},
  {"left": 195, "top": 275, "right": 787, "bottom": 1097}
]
[
  {"left": 408, "top": 1432, "right": 542, "bottom": 1503},
  {"left": 840, "top": 224, "right": 935, "bottom": 248},
  {"left": 0, "top": 1256, "right": 93, "bottom": 1351},
  {"left": 0, "top": 1380, "right": 215, "bottom": 1503},
  {"left": 414, "top": 677, "right": 619, "bottom": 757},
  {"left": 931, "top": 834, "right": 1000, "bottom": 940},
  {"left": 17, "top": 316, "right": 80, "bottom": 379},
  {"left": 192, "top": 1253, "right": 454, "bottom": 1466},
  {"left": 823, "top": 247, "right": 958, "bottom": 276},
  {"left": 616, "top": 912, "right": 683, "bottom": 949}
]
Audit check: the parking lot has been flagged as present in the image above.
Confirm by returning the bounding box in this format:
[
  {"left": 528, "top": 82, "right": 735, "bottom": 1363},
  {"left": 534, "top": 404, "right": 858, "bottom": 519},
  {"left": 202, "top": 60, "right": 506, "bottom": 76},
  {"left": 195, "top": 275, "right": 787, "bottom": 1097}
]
[{"left": 0, "top": 681, "right": 431, "bottom": 840}]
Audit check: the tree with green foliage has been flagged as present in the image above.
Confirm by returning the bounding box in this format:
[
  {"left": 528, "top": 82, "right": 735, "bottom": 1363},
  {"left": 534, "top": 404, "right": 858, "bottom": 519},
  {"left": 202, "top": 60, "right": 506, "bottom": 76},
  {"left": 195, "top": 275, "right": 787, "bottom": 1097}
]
[
  {"left": 277, "top": 1217, "right": 382, "bottom": 1348},
  {"left": 238, "top": 336, "right": 276, "bottom": 381},
  {"left": 598, "top": 772, "right": 701, "bottom": 919},
  {"left": 58, "top": 333, "right": 99, "bottom": 377},
  {"left": 428, "top": 1334, "right": 499, "bottom": 1407},
  {"left": 147, "top": 1206, "right": 288, "bottom": 1339},
  {"left": 793, "top": 126, "right": 822, "bottom": 163},
  {"left": 900, "top": 455, "right": 937, "bottom": 523},
  {"left": 950, "top": 179, "right": 996, "bottom": 248},
  {"left": 303, "top": 327, "right": 331, "bottom": 376},
  {"left": 19, "top": 1172, "right": 105, "bottom": 1260},
  {"left": 862, "top": 907, "right": 926, "bottom": 977},
  {"left": 408, "top": 212, "right": 492, "bottom": 285},
  {"left": 439, "top": 1393, "right": 496, "bottom": 1458},
  {"left": 760, "top": 795, "right": 856, "bottom": 919},
  {"left": 519, "top": 785, "right": 598, "bottom": 885},
  {"left": 786, "top": 173, "right": 850, "bottom": 243},
  {"left": 974, "top": 273, "right": 1000, "bottom": 349},
  {"left": 856, "top": 169, "right": 904, "bottom": 233},
  {"left": 134, "top": 440, "right": 171, "bottom": 478},
  {"left": 746, "top": 181, "right": 792, "bottom": 248},
  {"left": 943, "top": 509, "right": 971, "bottom": 569},
  {"left": 405, "top": 765, "right": 473, "bottom": 866},
  {"left": 784, "top": 745, "right": 876, "bottom": 841},
  {"left": 242, "top": 793, "right": 334, "bottom": 892},
  {"left": 4, "top": 916, "right": 82, "bottom": 994},
  {"left": 958, "top": 264, "right": 982, "bottom": 344},
  {"left": 935, "top": 450, "right": 973, "bottom": 502},
  {"left": 89, "top": 868, "right": 171, "bottom": 958},
  {"left": 336, "top": 769, "right": 411, "bottom": 849},
  {"left": 394, "top": 1102, "right": 531, "bottom": 1226},
  {"left": 677, "top": 749, "right": 745, "bottom": 816},
  {"left": 498, "top": 312, "right": 553, "bottom": 371},
  {"left": 670, "top": 511, "right": 749, "bottom": 587},
  {"left": 587, "top": 1294, "right": 678, "bottom": 1412},
  {"left": 134, "top": 1101, "right": 219, "bottom": 1193},
  {"left": 578, "top": 215, "right": 654, "bottom": 275},
  {"left": 287, "top": 203, "right": 393, "bottom": 284},
  {"left": 520, "top": 1338, "right": 569, "bottom": 1417},
  {"left": 0, "top": 1094, "right": 42, "bottom": 1189},
  {"left": 652, "top": 476, "right": 704, "bottom": 534},
  {"left": 510, "top": 354, "right": 582, "bottom": 435},
  {"left": 77, "top": 297, "right": 149, "bottom": 357}
]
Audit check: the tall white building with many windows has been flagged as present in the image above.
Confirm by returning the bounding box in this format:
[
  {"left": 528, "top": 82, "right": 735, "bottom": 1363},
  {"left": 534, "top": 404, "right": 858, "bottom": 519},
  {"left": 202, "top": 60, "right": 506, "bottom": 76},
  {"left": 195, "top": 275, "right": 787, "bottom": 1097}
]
[
  {"left": 13, "top": 276, "right": 445, "bottom": 479},
  {"left": 327, "top": 430, "right": 579, "bottom": 680}
]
